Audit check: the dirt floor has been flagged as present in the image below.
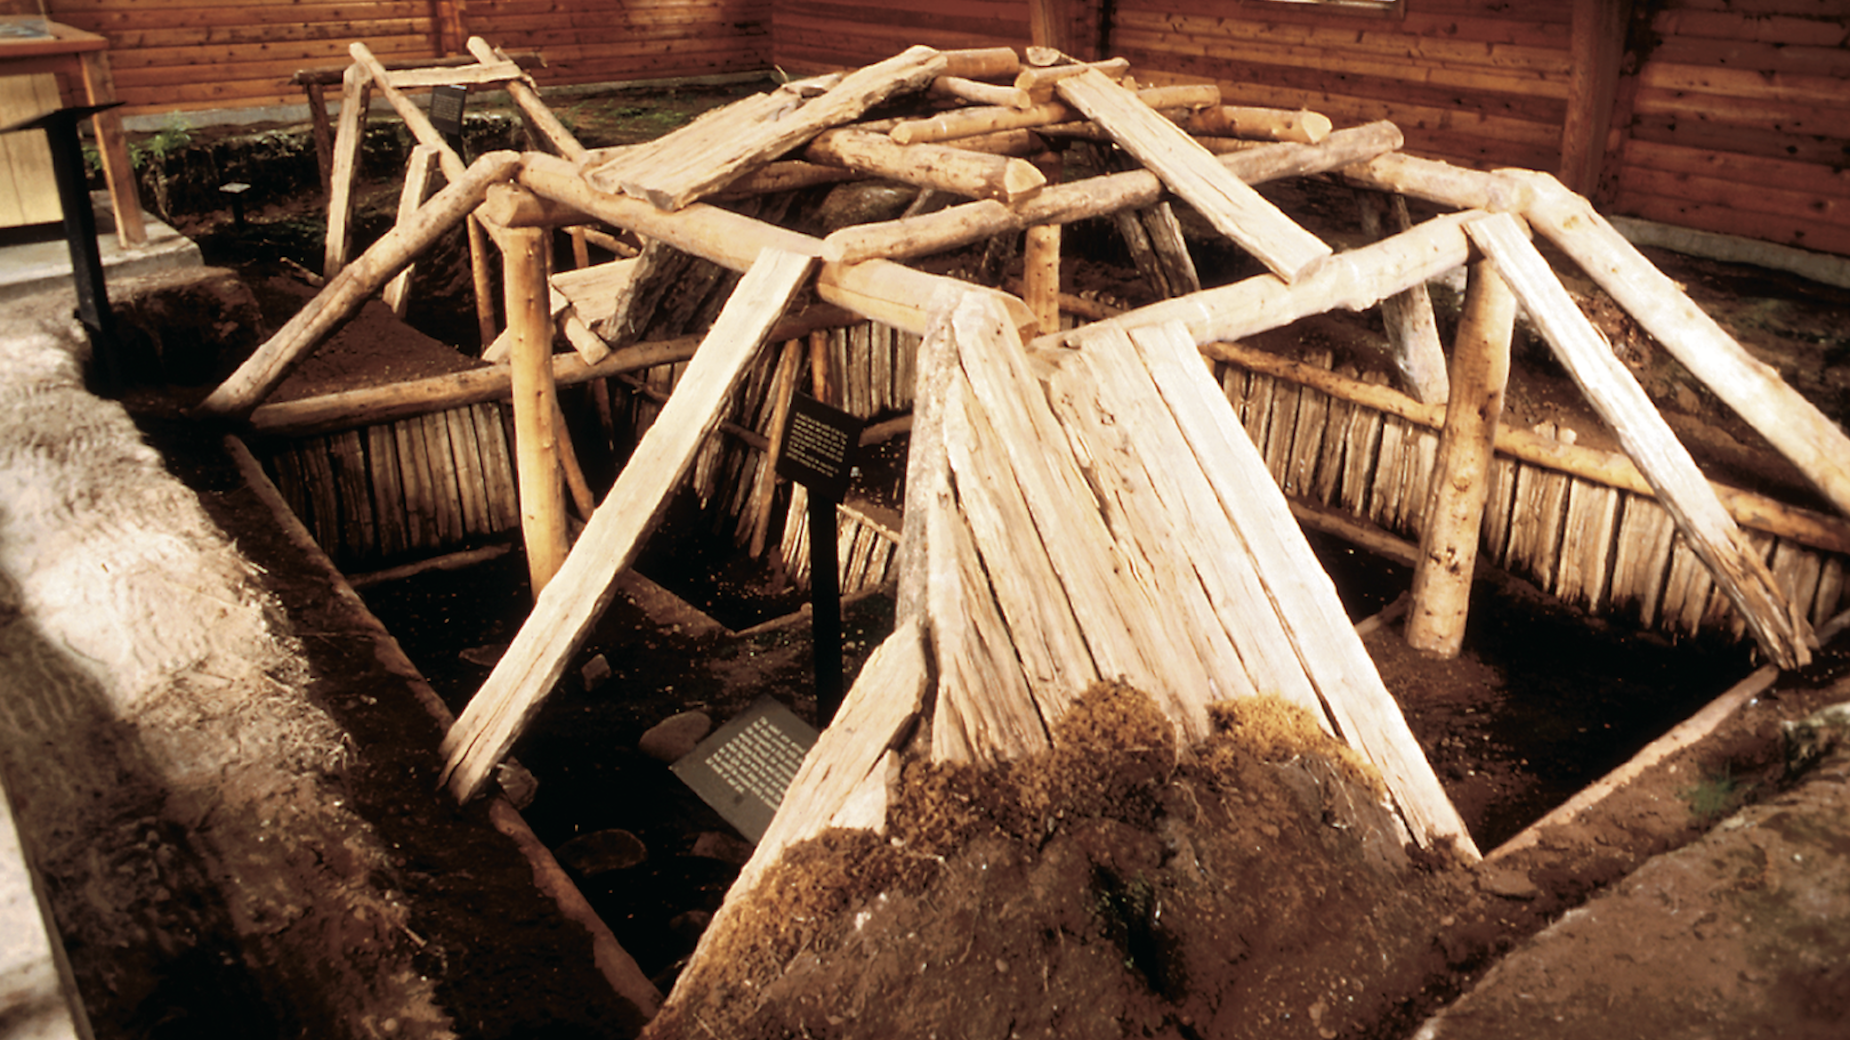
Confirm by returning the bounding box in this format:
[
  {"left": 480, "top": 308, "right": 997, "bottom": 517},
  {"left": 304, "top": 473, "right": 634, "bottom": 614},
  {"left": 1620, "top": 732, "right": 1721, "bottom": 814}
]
[{"left": 35, "top": 79, "right": 1850, "bottom": 1038}]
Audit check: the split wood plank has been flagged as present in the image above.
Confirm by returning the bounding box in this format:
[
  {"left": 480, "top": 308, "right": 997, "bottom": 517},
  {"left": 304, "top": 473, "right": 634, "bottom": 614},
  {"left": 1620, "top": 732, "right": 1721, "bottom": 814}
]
[
  {"left": 1315, "top": 364, "right": 1361, "bottom": 507},
  {"left": 925, "top": 444, "right": 1048, "bottom": 766},
  {"left": 1053, "top": 67, "right": 1331, "bottom": 283},
  {"left": 381, "top": 145, "right": 441, "bottom": 316},
  {"left": 1557, "top": 478, "right": 1622, "bottom": 614},
  {"left": 1505, "top": 425, "right": 1575, "bottom": 585},
  {"left": 746, "top": 340, "right": 804, "bottom": 557},
  {"left": 893, "top": 291, "right": 962, "bottom": 625},
  {"left": 1128, "top": 319, "right": 1477, "bottom": 858},
  {"left": 1465, "top": 211, "right": 1813, "bottom": 669},
  {"left": 421, "top": 412, "right": 465, "bottom": 545},
  {"left": 445, "top": 406, "right": 492, "bottom": 536},
  {"left": 1406, "top": 255, "right": 1515, "bottom": 658},
  {"left": 201, "top": 151, "right": 525, "bottom": 418},
  {"left": 1069, "top": 327, "right": 1329, "bottom": 718},
  {"left": 1609, "top": 493, "right": 1678, "bottom": 627},
  {"left": 943, "top": 366, "right": 1101, "bottom": 723},
  {"left": 366, "top": 424, "right": 408, "bottom": 558},
  {"left": 440, "top": 247, "right": 817, "bottom": 801},
  {"left": 948, "top": 293, "right": 1210, "bottom": 733},
  {"left": 584, "top": 46, "right": 947, "bottom": 210},
  {"left": 395, "top": 416, "right": 436, "bottom": 550},
  {"left": 1516, "top": 170, "right": 1850, "bottom": 525}
]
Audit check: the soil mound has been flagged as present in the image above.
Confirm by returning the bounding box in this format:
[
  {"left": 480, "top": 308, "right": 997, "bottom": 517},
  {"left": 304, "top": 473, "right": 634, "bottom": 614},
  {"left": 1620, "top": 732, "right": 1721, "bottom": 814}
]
[{"left": 648, "top": 684, "right": 1470, "bottom": 1040}]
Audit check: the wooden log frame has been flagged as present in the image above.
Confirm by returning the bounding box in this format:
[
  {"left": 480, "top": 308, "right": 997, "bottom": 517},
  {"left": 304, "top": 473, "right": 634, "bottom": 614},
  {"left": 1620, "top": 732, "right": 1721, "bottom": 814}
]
[
  {"left": 1054, "top": 67, "right": 1332, "bottom": 284},
  {"left": 440, "top": 248, "right": 818, "bottom": 802},
  {"left": 1405, "top": 256, "right": 1516, "bottom": 658},
  {"left": 503, "top": 224, "right": 570, "bottom": 597},
  {"left": 581, "top": 46, "right": 948, "bottom": 210},
  {"left": 1464, "top": 212, "right": 1813, "bottom": 669}
]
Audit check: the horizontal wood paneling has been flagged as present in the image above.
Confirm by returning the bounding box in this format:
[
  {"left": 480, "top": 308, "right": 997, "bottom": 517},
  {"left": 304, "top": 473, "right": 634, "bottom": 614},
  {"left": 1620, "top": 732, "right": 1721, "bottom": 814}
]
[
  {"left": 1610, "top": 0, "right": 1850, "bottom": 256},
  {"left": 46, "top": 0, "right": 771, "bottom": 116},
  {"left": 773, "top": 0, "right": 1029, "bottom": 73},
  {"left": 1112, "top": 0, "right": 1572, "bottom": 172}
]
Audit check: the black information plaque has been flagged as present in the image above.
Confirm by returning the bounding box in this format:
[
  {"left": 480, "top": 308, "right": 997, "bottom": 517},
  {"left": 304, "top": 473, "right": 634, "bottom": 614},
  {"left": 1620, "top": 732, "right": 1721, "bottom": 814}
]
[
  {"left": 429, "top": 84, "right": 468, "bottom": 140},
  {"left": 776, "top": 393, "right": 864, "bottom": 505},
  {"left": 671, "top": 696, "right": 819, "bottom": 843}
]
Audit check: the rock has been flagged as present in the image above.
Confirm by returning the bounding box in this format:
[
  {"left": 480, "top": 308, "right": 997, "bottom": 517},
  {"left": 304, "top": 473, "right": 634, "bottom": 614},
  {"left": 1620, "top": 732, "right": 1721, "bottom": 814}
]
[
  {"left": 689, "top": 831, "right": 754, "bottom": 866},
  {"left": 640, "top": 710, "right": 712, "bottom": 762},
  {"left": 1477, "top": 864, "right": 1540, "bottom": 901},
  {"left": 554, "top": 828, "right": 647, "bottom": 877},
  {"left": 581, "top": 653, "right": 612, "bottom": 691},
  {"left": 494, "top": 761, "right": 539, "bottom": 810},
  {"left": 460, "top": 643, "right": 507, "bottom": 668}
]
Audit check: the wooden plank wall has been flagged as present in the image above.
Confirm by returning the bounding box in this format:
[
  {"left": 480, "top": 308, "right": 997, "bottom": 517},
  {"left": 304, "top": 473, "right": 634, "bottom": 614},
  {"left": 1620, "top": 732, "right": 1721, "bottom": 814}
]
[
  {"left": 45, "top": 0, "right": 770, "bottom": 118},
  {"left": 772, "top": 0, "right": 1030, "bottom": 76},
  {"left": 1113, "top": 0, "right": 1574, "bottom": 175},
  {"left": 1612, "top": 0, "right": 1850, "bottom": 257},
  {"left": 48, "top": 0, "right": 443, "bottom": 116}
]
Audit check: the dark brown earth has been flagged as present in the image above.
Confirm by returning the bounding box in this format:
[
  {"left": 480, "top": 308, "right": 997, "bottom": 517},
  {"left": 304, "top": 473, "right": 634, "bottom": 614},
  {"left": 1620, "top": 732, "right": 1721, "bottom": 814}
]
[{"left": 73, "top": 78, "right": 1850, "bottom": 1039}]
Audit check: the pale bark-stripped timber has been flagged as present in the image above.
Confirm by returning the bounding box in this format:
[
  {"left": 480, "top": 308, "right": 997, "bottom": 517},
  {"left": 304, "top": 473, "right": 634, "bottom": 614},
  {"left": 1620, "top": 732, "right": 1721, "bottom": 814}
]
[
  {"left": 1034, "top": 209, "right": 1483, "bottom": 353},
  {"left": 421, "top": 411, "right": 467, "bottom": 546},
  {"left": 1556, "top": 478, "right": 1622, "bottom": 615},
  {"left": 1054, "top": 68, "right": 1332, "bottom": 283},
  {"left": 746, "top": 340, "right": 804, "bottom": 557},
  {"left": 366, "top": 424, "right": 408, "bottom": 557},
  {"left": 1406, "top": 255, "right": 1514, "bottom": 657},
  {"left": 201, "top": 151, "right": 525, "bottom": 418},
  {"left": 324, "top": 429, "right": 372, "bottom": 559},
  {"left": 1609, "top": 493, "right": 1679, "bottom": 628},
  {"left": 382, "top": 145, "right": 441, "bottom": 316},
  {"left": 1482, "top": 456, "right": 1518, "bottom": 570},
  {"left": 1517, "top": 171, "right": 1850, "bottom": 524},
  {"left": 1662, "top": 534, "right": 1716, "bottom": 639},
  {"left": 586, "top": 47, "right": 948, "bottom": 210},
  {"left": 505, "top": 224, "right": 569, "bottom": 594},
  {"left": 1129, "top": 320, "right": 1475, "bottom": 858},
  {"left": 1370, "top": 417, "right": 1410, "bottom": 531},
  {"left": 893, "top": 294, "right": 959, "bottom": 626},
  {"left": 1771, "top": 540, "right": 1824, "bottom": 632},
  {"left": 1241, "top": 371, "right": 1274, "bottom": 447},
  {"left": 475, "top": 403, "right": 522, "bottom": 532},
  {"left": 925, "top": 467, "right": 1046, "bottom": 766},
  {"left": 715, "top": 617, "right": 928, "bottom": 914},
  {"left": 1506, "top": 425, "right": 1575, "bottom": 590},
  {"left": 1072, "top": 327, "right": 1329, "bottom": 717},
  {"left": 1315, "top": 364, "right": 1360, "bottom": 507},
  {"left": 803, "top": 127, "right": 1047, "bottom": 203},
  {"left": 266, "top": 450, "right": 310, "bottom": 543},
  {"left": 1401, "top": 427, "right": 1440, "bottom": 534},
  {"left": 942, "top": 372, "right": 1100, "bottom": 718},
  {"left": 782, "top": 485, "right": 812, "bottom": 588},
  {"left": 395, "top": 416, "right": 436, "bottom": 550},
  {"left": 1466, "top": 211, "right": 1812, "bottom": 669},
  {"left": 1263, "top": 374, "right": 1302, "bottom": 486},
  {"left": 1356, "top": 189, "right": 1449, "bottom": 406},
  {"left": 441, "top": 248, "right": 818, "bottom": 802},
  {"left": 1341, "top": 373, "right": 1389, "bottom": 518},
  {"left": 1286, "top": 379, "right": 1329, "bottom": 499},
  {"left": 1814, "top": 558, "right": 1844, "bottom": 628},
  {"left": 950, "top": 292, "right": 1207, "bottom": 719},
  {"left": 322, "top": 61, "right": 369, "bottom": 280},
  {"left": 1046, "top": 352, "right": 1250, "bottom": 730},
  {"left": 445, "top": 406, "right": 491, "bottom": 536}
]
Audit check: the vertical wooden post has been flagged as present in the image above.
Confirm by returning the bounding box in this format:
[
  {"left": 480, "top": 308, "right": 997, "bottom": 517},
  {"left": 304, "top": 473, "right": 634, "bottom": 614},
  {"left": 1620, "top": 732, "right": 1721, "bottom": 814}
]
[
  {"left": 382, "top": 145, "right": 441, "bottom": 316},
  {"left": 504, "top": 224, "right": 569, "bottom": 597},
  {"left": 1023, "top": 223, "right": 1061, "bottom": 335},
  {"left": 1357, "top": 189, "right": 1449, "bottom": 405},
  {"left": 1405, "top": 255, "right": 1516, "bottom": 657},
  {"left": 468, "top": 213, "right": 499, "bottom": 349},
  {"left": 323, "top": 63, "right": 371, "bottom": 279},
  {"left": 1560, "top": 0, "right": 1633, "bottom": 198},
  {"left": 77, "top": 50, "right": 145, "bottom": 248}
]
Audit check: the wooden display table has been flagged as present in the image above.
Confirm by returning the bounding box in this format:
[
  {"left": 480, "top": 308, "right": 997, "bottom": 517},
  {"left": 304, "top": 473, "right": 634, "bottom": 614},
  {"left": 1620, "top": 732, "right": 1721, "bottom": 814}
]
[{"left": 0, "top": 22, "right": 145, "bottom": 246}]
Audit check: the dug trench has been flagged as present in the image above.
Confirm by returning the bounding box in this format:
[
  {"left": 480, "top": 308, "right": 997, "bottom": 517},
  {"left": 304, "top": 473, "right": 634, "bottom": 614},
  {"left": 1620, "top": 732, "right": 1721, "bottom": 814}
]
[{"left": 45, "top": 91, "right": 1850, "bottom": 1037}]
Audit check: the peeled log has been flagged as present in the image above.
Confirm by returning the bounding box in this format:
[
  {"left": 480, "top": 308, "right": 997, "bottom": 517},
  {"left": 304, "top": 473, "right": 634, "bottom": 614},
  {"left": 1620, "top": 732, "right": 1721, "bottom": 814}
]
[{"left": 197, "top": 151, "right": 524, "bottom": 418}]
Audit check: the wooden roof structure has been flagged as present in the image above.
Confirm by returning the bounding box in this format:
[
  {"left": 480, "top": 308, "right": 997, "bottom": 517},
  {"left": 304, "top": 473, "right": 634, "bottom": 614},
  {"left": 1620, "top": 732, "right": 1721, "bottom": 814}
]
[{"left": 198, "top": 40, "right": 1848, "bottom": 876}]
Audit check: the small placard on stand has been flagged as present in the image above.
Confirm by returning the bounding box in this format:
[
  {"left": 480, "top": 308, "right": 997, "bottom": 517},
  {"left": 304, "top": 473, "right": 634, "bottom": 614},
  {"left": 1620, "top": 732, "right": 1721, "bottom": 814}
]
[
  {"left": 671, "top": 696, "right": 818, "bottom": 843},
  {"left": 775, "top": 394, "right": 864, "bottom": 725},
  {"left": 429, "top": 84, "right": 468, "bottom": 152}
]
